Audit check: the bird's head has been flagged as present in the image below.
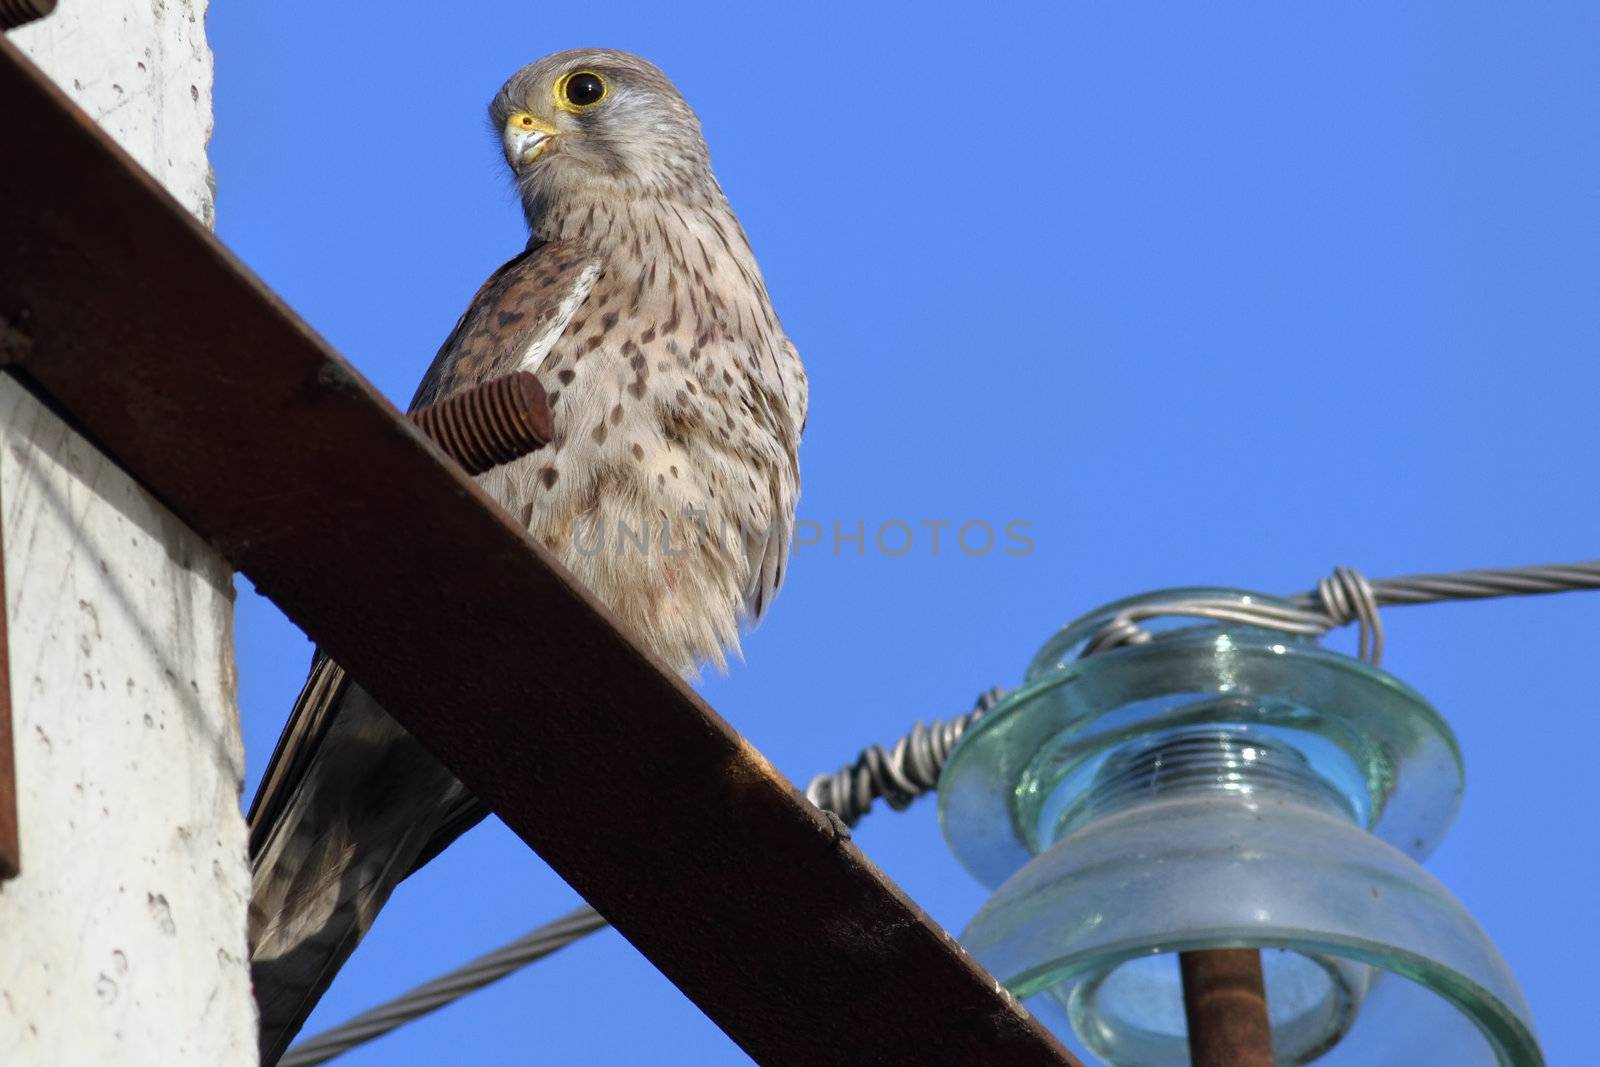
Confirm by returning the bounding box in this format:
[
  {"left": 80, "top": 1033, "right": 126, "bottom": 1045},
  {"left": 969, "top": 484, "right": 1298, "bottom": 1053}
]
[{"left": 492, "top": 49, "right": 714, "bottom": 211}]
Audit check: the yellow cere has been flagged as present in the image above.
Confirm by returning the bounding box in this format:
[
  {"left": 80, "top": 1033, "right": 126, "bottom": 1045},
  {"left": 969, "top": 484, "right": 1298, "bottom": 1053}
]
[{"left": 507, "top": 111, "right": 561, "bottom": 137}]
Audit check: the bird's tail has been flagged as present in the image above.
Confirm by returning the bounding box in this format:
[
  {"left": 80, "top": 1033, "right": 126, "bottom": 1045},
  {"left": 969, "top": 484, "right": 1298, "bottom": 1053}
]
[{"left": 247, "top": 660, "right": 483, "bottom": 1066}]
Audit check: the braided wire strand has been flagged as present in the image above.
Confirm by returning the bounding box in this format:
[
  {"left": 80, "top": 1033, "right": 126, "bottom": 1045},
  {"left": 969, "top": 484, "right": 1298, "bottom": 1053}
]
[
  {"left": 1360, "top": 562, "right": 1600, "bottom": 604},
  {"left": 1084, "top": 561, "right": 1600, "bottom": 666},
  {"left": 284, "top": 558, "right": 1600, "bottom": 1063},
  {"left": 279, "top": 906, "right": 608, "bottom": 1067},
  {"left": 1324, "top": 566, "right": 1383, "bottom": 662},
  {"left": 803, "top": 687, "right": 1004, "bottom": 829}
]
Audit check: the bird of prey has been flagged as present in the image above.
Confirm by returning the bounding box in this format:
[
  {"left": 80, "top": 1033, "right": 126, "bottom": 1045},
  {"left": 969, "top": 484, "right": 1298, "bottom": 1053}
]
[{"left": 246, "top": 49, "right": 807, "bottom": 1063}]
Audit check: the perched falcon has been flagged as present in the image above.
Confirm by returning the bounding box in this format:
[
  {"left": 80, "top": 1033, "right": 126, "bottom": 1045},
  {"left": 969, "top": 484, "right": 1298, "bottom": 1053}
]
[{"left": 247, "top": 49, "right": 807, "bottom": 1063}]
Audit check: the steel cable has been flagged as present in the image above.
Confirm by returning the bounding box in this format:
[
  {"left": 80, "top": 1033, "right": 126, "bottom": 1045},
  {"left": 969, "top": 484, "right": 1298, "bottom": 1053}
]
[{"left": 283, "top": 558, "right": 1600, "bottom": 1064}]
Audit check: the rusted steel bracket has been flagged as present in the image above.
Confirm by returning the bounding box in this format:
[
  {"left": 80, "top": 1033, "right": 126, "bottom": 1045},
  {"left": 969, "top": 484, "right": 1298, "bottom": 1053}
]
[{"left": 0, "top": 38, "right": 1077, "bottom": 1066}]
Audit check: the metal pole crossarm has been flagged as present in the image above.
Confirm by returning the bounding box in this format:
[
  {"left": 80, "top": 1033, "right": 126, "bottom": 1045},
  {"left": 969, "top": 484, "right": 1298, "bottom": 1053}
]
[{"left": 0, "top": 39, "right": 1077, "bottom": 1067}]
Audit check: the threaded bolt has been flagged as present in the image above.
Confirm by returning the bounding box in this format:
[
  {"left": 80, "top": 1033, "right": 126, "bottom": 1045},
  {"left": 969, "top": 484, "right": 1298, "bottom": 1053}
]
[
  {"left": 409, "top": 371, "right": 553, "bottom": 477},
  {"left": 0, "top": 0, "right": 57, "bottom": 31}
]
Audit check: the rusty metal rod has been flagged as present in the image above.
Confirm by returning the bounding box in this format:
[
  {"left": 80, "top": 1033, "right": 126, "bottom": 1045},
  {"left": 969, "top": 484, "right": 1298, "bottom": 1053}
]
[
  {"left": 1180, "top": 948, "right": 1274, "bottom": 1067},
  {"left": 408, "top": 370, "right": 551, "bottom": 476}
]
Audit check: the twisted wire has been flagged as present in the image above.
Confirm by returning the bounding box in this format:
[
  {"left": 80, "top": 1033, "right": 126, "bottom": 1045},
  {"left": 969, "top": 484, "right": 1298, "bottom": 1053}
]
[
  {"left": 1314, "top": 566, "right": 1384, "bottom": 662},
  {"left": 284, "top": 557, "right": 1600, "bottom": 1063},
  {"left": 1355, "top": 561, "right": 1600, "bottom": 605},
  {"left": 1080, "top": 597, "right": 1332, "bottom": 657},
  {"left": 1085, "top": 560, "right": 1600, "bottom": 667},
  {"left": 803, "top": 687, "right": 1005, "bottom": 829},
  {"left": 279, "top": 906, "right": 608, "bottom": 1067}
]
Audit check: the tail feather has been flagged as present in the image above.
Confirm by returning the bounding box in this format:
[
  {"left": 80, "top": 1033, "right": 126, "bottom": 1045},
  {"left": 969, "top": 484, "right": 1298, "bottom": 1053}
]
[{"left": 247, "top": 669, "right": 482, "bottom": 1065}]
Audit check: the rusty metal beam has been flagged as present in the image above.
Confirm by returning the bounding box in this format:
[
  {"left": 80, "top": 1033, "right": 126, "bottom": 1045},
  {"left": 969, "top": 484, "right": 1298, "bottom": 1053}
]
[{"left": 0, "top": 39, "right": 1076, "bottom": 1067}]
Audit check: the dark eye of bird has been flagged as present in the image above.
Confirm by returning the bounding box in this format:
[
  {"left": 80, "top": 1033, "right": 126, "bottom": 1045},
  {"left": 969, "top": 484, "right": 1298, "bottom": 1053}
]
[{"left": 565, "top": 72, "right": 605, "bottom": 107}]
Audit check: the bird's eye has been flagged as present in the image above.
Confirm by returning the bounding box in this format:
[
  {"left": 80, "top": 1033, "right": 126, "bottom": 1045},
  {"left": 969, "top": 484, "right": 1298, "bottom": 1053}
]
[{"left": 559, "top": 71, "right": 607, "bottom": 109}]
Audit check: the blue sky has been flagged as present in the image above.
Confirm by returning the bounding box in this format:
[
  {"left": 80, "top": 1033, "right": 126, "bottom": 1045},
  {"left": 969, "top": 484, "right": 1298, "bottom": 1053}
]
[{"left": 211, "top": 4, "right": 1599, "bottom": 1063}]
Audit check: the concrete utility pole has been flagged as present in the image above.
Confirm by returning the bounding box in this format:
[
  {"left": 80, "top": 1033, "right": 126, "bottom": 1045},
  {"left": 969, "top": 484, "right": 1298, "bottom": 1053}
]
[{"left": 1, "top": 3, "right": 256, "bottom": 1064}]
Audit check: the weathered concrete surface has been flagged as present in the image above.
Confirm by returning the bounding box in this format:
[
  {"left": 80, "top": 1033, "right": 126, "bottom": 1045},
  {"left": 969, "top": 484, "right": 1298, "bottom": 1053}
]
[
  {"left": 0, "top": 380, "right": 254, "bottom": 1064},
  {"left": 1, "top": 3, "right": 255, "bottom": 1064},
  {"left": 11, "top": 0, "right": 216, "bottom": 227}
]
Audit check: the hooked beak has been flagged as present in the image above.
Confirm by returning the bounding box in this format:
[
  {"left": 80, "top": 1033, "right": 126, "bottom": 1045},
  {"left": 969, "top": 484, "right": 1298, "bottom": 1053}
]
[{"left": 503, "top": 112, "right": 561, "bottom": 169}]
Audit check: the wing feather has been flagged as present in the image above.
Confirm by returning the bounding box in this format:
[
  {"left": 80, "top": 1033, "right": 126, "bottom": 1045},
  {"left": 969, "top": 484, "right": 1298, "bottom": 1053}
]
[
  {"left": 249, "top": 239, "right": 605, "bottom": 869},
  {"left": 247, "top": 239, "right": 605, "bottom": 1062},
  {"left": 739, "top": 337, "right": 806, "bottom": 625},
  {"left": 409, "top": 239, "right": 603, "bottom": 411}
]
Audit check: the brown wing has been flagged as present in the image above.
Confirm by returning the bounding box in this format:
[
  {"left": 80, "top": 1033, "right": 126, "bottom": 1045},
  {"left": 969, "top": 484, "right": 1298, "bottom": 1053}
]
[
  {"left": 247, "top": 239, "right": 604, "bottom": 856},
  {"left": 246, "top": 239, "right": 601, "bottom": 844},
  {"left": 408, "top": 238, "right": 605, "bottom": 411},
  {"left": 247, "top": 240, "right": 607, "bottom": 1061}
]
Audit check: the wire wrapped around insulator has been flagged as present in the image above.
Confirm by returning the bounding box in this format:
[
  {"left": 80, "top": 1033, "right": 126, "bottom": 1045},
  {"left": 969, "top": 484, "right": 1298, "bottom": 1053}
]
[
  {"left": 805, "top": 688, "right": 1006, "bottom": 828},
  {"left": 284, "top": 556, "right": 1600, "bottom": 1065}
]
